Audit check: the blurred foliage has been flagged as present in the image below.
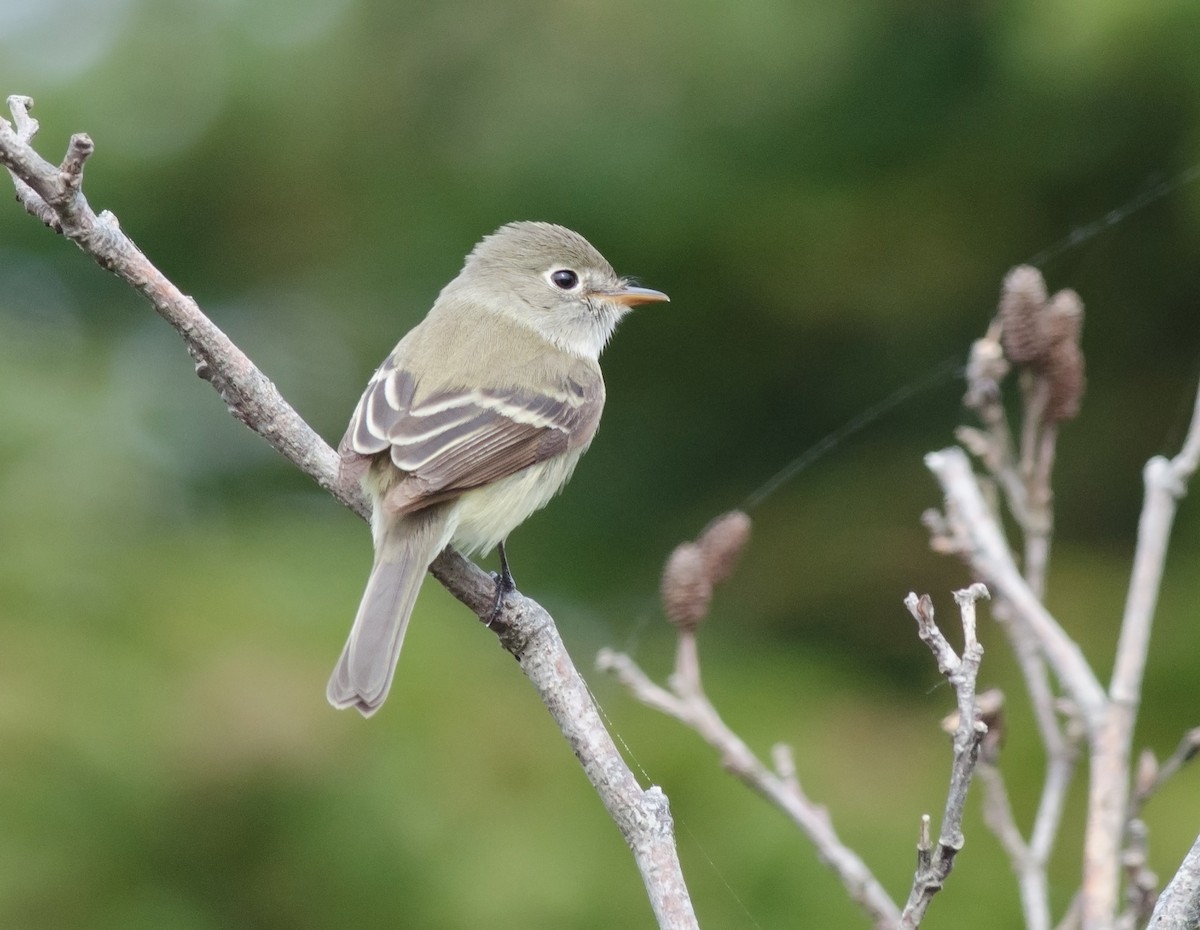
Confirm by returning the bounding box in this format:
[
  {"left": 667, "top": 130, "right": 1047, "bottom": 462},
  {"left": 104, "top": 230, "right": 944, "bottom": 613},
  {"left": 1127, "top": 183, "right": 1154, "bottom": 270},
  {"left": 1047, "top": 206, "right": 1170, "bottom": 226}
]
[{"left": 2, "top": 0, "right": 1200, "bottom": 927}]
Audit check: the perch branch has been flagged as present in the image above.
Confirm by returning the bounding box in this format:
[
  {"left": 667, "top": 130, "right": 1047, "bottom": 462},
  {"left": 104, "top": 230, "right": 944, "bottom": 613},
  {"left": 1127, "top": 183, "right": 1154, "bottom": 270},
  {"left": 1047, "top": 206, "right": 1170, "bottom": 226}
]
[
  {"left": 491, "top": 598, "right": 697, "bottom": 929},
  {"left": 0, "top": 95, "right": 698, "bottom": 930},
  {"left": 0, "top": 95, "right": 362, "bottom": 516}
]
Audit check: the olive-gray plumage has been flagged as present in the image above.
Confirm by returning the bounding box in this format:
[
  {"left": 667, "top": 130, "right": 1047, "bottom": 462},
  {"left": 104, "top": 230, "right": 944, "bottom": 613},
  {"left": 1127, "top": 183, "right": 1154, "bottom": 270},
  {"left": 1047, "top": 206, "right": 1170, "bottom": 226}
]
[{"left": 329, "top": 222, "right": 668, "bottom": 716}]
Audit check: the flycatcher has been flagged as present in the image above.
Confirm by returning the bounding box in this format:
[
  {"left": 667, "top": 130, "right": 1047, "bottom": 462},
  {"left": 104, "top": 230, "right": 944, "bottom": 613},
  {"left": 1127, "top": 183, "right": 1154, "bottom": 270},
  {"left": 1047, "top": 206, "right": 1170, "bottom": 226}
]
[{"left": 328, "top": 221, "right": 668, "bottom": 716}]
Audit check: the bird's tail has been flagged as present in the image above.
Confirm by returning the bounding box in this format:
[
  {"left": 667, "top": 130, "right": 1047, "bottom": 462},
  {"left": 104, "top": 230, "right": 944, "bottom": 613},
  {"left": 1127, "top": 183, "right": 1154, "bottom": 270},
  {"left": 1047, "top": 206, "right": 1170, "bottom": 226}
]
[{"left": 327, "top": 508, "right": 453, "bottom": 717}]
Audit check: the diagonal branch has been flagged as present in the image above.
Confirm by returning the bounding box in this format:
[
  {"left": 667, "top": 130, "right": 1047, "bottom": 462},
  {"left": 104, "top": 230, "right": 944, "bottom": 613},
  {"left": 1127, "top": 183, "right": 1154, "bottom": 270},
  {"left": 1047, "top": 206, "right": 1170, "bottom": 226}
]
[
  {"left": 1146, "top": 833, "right": 1200, "bottom": 928},
  {"left": 1129, "top": 728, "right": 1200, "bottom": 822},
  {"left": 1, "top": 94, "right": 363, "bottom": 516},
  {"left": 0, "top": 94, "right": 698, "bottom": 930},
  {"left": 923, "top": 447, "right": 1107, "bottom": 730}
]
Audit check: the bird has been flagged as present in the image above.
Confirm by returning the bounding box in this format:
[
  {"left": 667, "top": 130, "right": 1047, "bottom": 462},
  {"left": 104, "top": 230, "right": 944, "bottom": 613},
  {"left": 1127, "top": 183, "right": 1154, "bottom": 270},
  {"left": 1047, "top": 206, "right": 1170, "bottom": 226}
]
[{"left": 327, "top": 221, "right": 668, "bottom": 716}]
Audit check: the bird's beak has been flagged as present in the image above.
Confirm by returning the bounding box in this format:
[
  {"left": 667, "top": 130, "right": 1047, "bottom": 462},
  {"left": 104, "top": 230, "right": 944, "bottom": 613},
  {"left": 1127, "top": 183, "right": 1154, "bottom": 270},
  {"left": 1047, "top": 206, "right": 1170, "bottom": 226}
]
[{"left": 605, "top": 285, "right": 670, "bottom": 307}]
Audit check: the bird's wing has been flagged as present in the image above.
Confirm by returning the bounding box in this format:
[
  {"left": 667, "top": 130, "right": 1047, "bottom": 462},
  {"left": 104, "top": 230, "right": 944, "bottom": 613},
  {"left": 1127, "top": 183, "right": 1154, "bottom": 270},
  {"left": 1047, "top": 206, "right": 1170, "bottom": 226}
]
[{"left": 338, "top": 355, "right": 602, "bottom": 515}]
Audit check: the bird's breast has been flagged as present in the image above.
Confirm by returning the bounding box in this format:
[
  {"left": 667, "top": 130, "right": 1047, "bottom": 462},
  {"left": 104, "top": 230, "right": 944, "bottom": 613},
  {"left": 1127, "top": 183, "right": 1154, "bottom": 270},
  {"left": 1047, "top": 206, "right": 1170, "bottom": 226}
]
[{"left": 449, "top": 451, "right": 586, "bottom": 556}]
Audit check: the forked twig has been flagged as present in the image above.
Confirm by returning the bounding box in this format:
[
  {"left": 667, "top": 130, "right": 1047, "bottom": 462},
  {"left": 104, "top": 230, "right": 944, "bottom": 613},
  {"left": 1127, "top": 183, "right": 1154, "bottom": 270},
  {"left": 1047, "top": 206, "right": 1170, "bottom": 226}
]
[{"left": 898, "top": 585, "right": 990, "bottom": 928}]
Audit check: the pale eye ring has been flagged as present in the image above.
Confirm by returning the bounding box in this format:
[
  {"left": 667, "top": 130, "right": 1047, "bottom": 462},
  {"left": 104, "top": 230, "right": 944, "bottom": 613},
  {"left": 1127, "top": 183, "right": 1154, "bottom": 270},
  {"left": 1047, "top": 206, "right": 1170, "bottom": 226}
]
[{"left": 549, "top": 268, "right": 580, "bottom": 290}]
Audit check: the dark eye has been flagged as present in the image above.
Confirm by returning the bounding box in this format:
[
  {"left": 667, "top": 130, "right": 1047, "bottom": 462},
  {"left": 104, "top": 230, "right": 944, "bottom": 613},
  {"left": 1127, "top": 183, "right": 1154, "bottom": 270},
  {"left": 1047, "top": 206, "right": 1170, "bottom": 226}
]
[{"left": 550, "top": 269, "right": 579, "bottom": 290}]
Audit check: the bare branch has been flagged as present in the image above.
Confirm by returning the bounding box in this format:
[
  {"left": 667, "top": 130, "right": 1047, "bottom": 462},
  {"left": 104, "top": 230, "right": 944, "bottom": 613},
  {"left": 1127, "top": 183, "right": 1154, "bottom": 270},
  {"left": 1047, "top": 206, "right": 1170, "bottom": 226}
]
[
  {"left": 995, "top": 606, "right": 1085, "bottom": 930},
  {"left": 59, "top": 132, "right": 94, "bottom": 191},
  {"left": 1056, "top": 895, "right": 1082, "bottom": 930},
  {"left": 973, "top": 695, "right": 1081, "bottom": 930},
  {"left": 937, "top": 276, "right": 1200, "bottom": 930},
  {"left": 2, "top": 95, "right": 62, "bottom": 228},
  {"left": 1147, "top": 833, "right": 1200, "bottom": 929},
  {"left": 0, "top": 95, "right": 698, "bottom": 930},
  {"left": 1083, "top": 379, "right": 1200, "bottom": 929},
  {"left": 950, "top": 282, "right": 1105, "bottom": 929},
  {"left": 1, "top": 95, "right": 363, "bottom": 516},
  {"left": 962, "top": 275, "right": 1080, "bottom": 596},
  {"left": 923, "top": 447, "right": 1107, "bottom": 728},
  {"left": 898, "top": 585, "right": 989, "bottom": 928},
  {"left": 599, "top": 632, "right": 901, "bottom": 930},
  {"left": 976, "top": 761, "right": 1029, "bottom": 863},
  {"left": 494, "top": 597, "right": 697, "bottom": 929}
]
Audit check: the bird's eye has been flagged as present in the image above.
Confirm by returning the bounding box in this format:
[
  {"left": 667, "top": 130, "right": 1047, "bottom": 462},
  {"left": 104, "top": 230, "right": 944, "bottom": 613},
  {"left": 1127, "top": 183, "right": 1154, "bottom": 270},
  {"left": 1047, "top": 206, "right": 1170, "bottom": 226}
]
[{"left": 550, "top": 269, "right": 579, "bottom": 290}]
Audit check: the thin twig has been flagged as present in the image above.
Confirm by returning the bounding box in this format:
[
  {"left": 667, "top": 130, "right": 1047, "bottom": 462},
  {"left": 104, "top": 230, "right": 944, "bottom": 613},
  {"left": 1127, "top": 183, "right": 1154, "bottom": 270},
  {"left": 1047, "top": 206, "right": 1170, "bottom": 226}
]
[
  {"left": 898, "top": 585, "right": 989, "bottom": 928},
  {"left": 598, "top": 633, "right": 901, "bottom": 930},
  {"left": 988, "top": 599, "right": 1085, "bottom": 930},
  {"left": 1128, "top": 728, "right": 1200, "bottom": 821},
  {"left": 976, "top": 761, "right": 1029, "bottom": 864}
]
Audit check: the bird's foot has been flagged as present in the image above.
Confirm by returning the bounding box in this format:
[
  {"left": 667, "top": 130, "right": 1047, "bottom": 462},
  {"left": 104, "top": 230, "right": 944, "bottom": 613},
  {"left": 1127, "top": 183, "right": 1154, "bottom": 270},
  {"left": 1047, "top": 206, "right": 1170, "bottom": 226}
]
[{"left": 487, "top": 541, "right": 516, "bottom": 628}]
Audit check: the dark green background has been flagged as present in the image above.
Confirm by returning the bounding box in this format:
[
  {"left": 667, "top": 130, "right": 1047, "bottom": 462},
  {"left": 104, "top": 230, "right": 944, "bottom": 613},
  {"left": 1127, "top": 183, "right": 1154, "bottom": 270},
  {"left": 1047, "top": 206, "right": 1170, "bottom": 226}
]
[{"left": 2, "top": 1, "right": 1199, "bottom": 927}]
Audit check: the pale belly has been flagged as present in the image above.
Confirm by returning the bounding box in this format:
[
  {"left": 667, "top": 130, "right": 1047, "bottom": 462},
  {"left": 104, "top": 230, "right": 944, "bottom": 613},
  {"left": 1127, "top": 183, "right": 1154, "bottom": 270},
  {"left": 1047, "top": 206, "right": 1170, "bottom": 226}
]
[{"left": 449, "top": 452, "right": 583, "bottom": 556}]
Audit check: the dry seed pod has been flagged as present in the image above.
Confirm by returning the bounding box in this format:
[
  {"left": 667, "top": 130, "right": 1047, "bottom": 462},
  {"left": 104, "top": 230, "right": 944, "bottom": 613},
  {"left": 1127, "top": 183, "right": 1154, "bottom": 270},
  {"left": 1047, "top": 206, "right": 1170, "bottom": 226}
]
[
  {"left": 661, "top": 542, "right": 712, "bottom": 632},
  {"left": 697, "top": 510, "right": 752, "bottom": 585},
  {"left": 999, "top": 265, "right": 1049, "bottom": 364},
  {"left": 1042, "top": 288, "right": 1084, "bottom": 347},
  {"left": 1044, "top": 340, "right": 1085, "bottom": 422}
]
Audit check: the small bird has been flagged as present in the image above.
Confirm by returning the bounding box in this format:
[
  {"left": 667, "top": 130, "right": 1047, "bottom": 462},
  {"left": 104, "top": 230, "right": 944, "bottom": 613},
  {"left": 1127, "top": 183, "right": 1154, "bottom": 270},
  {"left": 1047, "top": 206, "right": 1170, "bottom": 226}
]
[{"left": 328, "top": 221, "right": 668, "bottom": 716}]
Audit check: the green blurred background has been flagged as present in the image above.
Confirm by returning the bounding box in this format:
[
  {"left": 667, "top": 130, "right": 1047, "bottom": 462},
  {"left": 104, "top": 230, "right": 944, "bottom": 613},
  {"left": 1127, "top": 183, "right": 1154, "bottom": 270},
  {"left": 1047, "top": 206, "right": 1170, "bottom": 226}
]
[{"left": 3, "top": 1, "right": 1200, "bottom": 927}]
